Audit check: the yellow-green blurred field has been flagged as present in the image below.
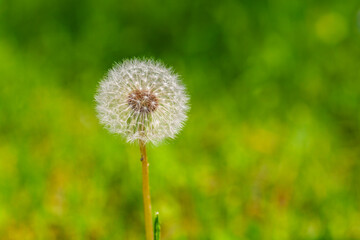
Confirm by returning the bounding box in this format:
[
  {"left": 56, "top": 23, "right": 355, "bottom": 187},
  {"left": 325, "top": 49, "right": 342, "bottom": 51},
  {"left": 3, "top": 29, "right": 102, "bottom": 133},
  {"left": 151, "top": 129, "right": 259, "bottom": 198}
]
[{"left": 1, "top": 0, "right": 360, "bottom": 239}]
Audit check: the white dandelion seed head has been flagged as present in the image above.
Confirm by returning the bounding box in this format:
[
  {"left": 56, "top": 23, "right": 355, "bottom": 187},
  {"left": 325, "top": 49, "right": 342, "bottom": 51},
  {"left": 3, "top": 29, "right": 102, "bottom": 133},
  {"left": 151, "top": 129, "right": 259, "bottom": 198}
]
[{"left": 95, "top": 58, "right": 190, "bottom": 144}]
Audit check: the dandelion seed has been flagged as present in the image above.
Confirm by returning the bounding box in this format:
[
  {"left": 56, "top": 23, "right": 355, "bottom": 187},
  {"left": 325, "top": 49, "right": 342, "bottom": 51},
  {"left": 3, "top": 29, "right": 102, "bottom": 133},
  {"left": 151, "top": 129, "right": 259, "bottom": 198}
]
[{"left": 95, "top": 58, "right": 190, "bottom": 144}]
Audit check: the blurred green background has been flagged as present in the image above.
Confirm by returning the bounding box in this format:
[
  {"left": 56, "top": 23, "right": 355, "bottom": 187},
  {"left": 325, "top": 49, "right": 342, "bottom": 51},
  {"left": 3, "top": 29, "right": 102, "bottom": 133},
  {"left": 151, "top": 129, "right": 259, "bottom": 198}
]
[{"left": 1, "top": 0, "right": 360, "bottom": 239}]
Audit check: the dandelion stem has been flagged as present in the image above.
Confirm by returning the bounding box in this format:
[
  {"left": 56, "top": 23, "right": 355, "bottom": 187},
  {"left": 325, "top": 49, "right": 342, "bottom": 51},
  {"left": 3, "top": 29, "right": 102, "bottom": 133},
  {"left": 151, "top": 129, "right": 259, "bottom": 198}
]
[{"left": 140, "top": 140, "right": 153, "bottom": 240}]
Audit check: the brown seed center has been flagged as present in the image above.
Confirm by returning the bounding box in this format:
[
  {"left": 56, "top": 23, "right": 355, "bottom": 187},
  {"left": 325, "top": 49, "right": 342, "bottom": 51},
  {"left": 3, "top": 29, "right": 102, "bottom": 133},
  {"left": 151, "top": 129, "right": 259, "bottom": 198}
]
[{"left": 127, "top": 89, "right": 159, "bottom": 113}]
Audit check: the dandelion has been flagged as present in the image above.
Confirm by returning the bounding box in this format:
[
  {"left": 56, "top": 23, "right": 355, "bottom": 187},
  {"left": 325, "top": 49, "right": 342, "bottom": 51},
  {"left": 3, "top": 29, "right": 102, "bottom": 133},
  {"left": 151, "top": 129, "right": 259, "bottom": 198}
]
[
  {"left": 95, "top": 58, "right": 189, "bottom": 240},
  {"left": 95, "top": 58, "right": 189, "bottom": 144}
]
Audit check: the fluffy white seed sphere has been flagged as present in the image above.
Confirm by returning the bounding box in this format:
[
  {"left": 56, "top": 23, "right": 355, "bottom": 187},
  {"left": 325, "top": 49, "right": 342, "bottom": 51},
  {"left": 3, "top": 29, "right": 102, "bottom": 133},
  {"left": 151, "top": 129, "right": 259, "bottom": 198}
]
[{"left": 95, "top": 58, "right": 190, "bottom": 144}]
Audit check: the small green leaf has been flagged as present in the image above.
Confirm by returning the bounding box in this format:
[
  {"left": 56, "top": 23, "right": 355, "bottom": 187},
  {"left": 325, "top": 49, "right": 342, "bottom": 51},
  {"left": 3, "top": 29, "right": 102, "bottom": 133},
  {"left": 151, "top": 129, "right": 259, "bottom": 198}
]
[{"left": 154, "top": 212, "right": 160, "bottom": 240}]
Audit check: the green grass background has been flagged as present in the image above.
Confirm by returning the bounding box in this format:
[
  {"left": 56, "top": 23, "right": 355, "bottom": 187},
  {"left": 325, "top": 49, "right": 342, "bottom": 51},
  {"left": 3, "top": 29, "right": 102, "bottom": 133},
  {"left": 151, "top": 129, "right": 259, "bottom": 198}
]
[{"left": 1, "top": 0, "right": 360, "bottom": 239}]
